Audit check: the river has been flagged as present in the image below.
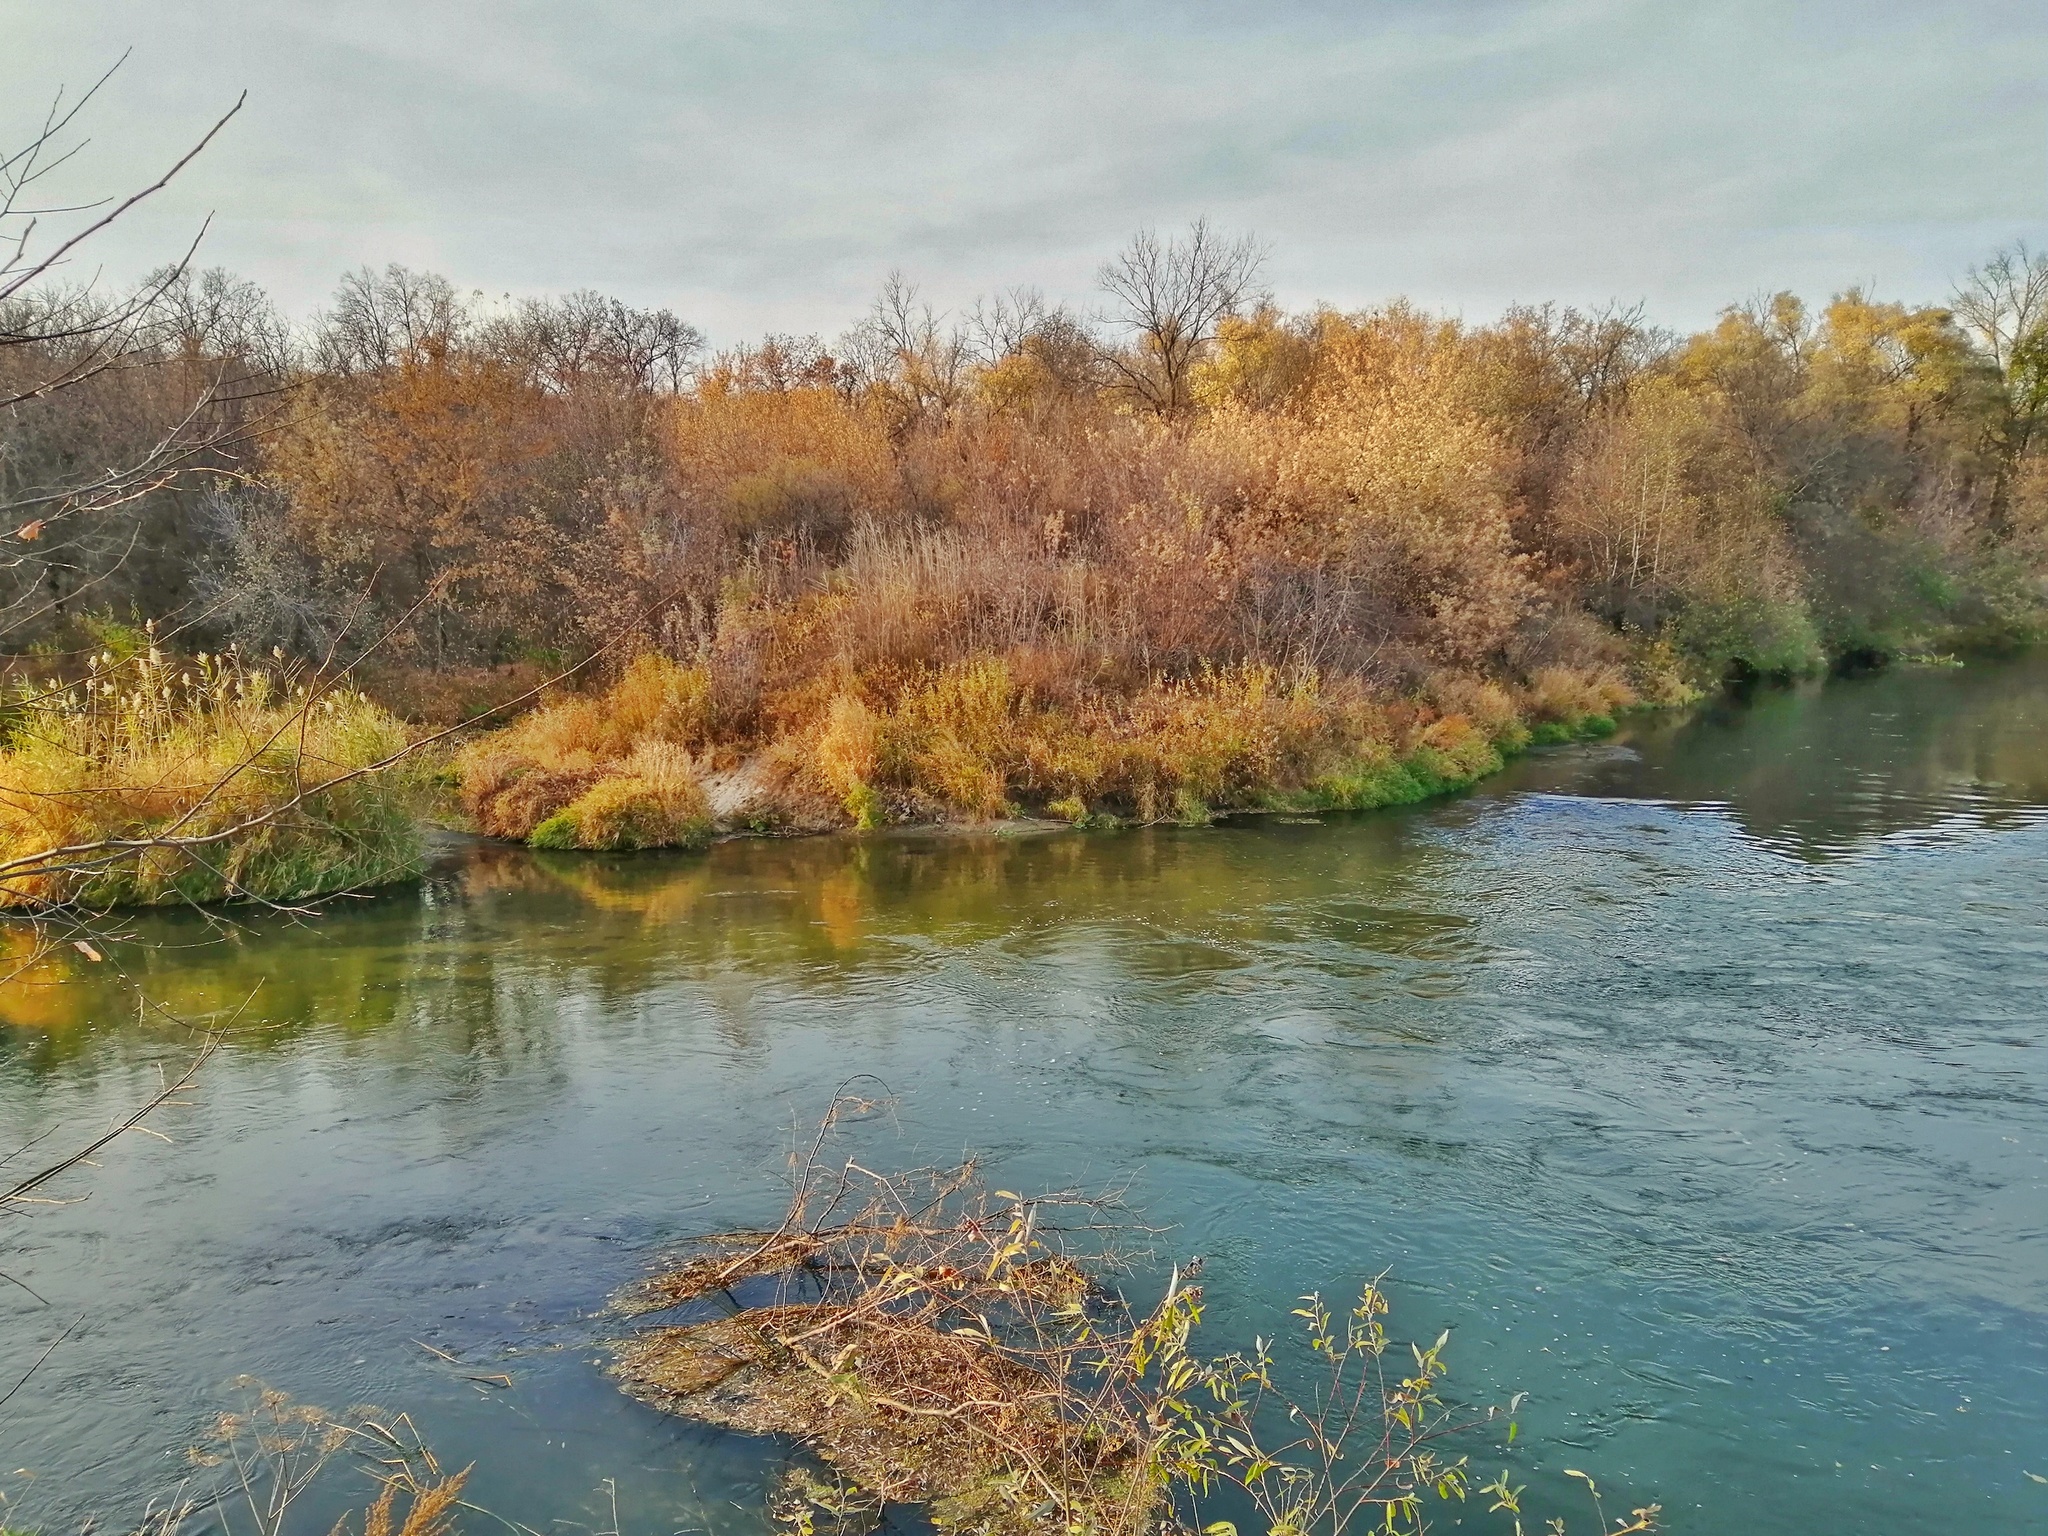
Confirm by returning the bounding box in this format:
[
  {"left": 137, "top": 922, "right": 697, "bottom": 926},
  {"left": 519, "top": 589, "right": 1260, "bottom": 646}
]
[{"left": 3, "top": 656, "right": 2045, "bottom": 1536}]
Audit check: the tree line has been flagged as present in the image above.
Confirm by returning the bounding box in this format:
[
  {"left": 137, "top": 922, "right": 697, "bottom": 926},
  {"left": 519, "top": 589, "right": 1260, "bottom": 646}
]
[{"left": 9, "top": 225, "right": 2045, "bottom": 728}]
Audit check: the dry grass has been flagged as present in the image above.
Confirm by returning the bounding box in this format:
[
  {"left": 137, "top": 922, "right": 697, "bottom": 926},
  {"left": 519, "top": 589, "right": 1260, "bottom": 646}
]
[
  {"left": 530, "top": 741, "right": 713, "bottom": 851},
  {"left": 782, "top": 654, "right": 1631, "bottom": 827},
  {"left": 458, "top": 643, "right": 1634, "bottom": 846}
]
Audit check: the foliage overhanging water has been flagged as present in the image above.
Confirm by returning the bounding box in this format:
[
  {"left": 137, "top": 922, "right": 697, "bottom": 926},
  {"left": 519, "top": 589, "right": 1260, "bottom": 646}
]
[{"left": 3, "top": 656, "right": 2046, "bottom": 1536}]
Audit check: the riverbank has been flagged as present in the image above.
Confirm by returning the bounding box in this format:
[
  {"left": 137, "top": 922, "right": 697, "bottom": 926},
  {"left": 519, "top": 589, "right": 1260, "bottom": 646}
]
[
  {"left": 457, "top": 652, "right": 1642, "bottom": 854},
  {"left": 4, "top": 643, "right": 2015, "bottom": 908}
]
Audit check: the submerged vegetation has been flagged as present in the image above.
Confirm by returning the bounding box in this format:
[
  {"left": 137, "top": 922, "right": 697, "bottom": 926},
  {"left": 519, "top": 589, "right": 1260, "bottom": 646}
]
[{"left": 9, "top": 224, "right": 2048, "bottom": 866}]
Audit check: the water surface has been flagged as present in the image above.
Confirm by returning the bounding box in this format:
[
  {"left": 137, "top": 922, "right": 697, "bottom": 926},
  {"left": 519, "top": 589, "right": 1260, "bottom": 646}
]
[{"left": 4, "top": 657, "right": 2046, "bottom": 1536}]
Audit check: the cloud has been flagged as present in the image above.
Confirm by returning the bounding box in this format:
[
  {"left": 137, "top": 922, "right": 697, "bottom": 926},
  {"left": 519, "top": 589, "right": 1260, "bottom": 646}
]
[{"left": 4, "top": 0, "right": 2044, "bottom": 341}]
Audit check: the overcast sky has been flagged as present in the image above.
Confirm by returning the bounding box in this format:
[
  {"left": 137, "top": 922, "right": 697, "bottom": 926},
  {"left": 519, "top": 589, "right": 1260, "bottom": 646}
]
[{"left": 6, "top": 1, "right": 2046, "bottom": 344}]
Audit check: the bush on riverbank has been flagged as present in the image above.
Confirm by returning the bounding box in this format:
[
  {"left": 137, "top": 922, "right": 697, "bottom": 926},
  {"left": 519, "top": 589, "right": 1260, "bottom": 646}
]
[
  {"left": 458, "top": 655, "right": 716, "bottom": 850},
  {"left": 0, "top": 645, "right": 424, "bottom": 908}
]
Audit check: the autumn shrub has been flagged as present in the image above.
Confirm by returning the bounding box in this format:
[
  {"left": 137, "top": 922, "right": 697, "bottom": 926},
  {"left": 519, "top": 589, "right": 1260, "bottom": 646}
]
[
  {"left": 814, "top": 692, "right": 884, "bottom": 825},
  {"left": 460, "top": 656, "right": 716, "bottom": 849},
  {"left": 669, "top": 378, "right": 897, "bottom": 551},
  {"left": 1523, "top": 665, "right": 1632, "bottom": 731},
  {"left": 263, "top": 355, "right": 573, "bottom": 664},
  {"left": 529, "top": 742, "right": 713, "bottom": 852},
  {"left": 725, "top": 457, "right": 864, "bottom": 548},
  {"left": 0, "top": 646, "right": 422, "bottom": 908},
  {"left": 886, "top": 657, "right": 1024, "bottom": 817}
]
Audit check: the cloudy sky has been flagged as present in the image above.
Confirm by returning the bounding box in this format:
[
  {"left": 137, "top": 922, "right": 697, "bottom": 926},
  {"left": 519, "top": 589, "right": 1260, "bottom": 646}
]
[{"left": 6, "top": 1, "right": 2046, "bottom": 343}]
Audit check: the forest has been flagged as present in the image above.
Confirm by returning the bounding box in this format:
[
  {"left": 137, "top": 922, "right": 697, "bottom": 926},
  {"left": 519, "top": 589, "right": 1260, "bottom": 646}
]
[{"left": 6, "top": 210, "right": 2048, "bottom": 891}]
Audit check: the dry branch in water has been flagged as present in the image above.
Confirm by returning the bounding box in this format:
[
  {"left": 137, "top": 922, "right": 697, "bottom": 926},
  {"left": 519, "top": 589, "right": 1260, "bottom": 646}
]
[
  {"left": 609, "top": 1095, "right": 1660, "bottom": 1536},
  {"left": 185, "top": 1382, "right": 471, "bottom": 1536},
  {"left": 611, "top": 1149, "right": 1162, "bottom": 1536}
]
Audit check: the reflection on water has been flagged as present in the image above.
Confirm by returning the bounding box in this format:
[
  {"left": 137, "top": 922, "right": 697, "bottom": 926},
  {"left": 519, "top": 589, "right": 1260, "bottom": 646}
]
[
  {"left": 3, "top": 819, "right": 1484, "bottom": 1056},
  {"left": 1509, "top": 655, "right": 2048, "bottom": 859},
  {"left": 3, "top": 654, "right": 2048, "bottom": 1536}
]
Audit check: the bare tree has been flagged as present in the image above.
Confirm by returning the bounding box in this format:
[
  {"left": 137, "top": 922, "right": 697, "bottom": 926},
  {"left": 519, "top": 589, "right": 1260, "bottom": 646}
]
[
  {"left": 1555, "top": 300, "right": 1671, "bottom": 410},
  {"left": 314, "top": 264, "right": 468, "bottom": 375},
  {"left": 1954, "top": 243, "right": 2048, "bottom": 526},
  {"left": 1, "top": 58, "right": 254, "bottom": 642},
  {"left": 1954, "top": 245, "right": 2048, "bottom": 380},
  {"left": 482, "top": 288, "right": 704, "bottom": 394},
  {"left": 839, "top": 271, "right": 969, "bottom": 426},
  {"left": 151, "top": 265, "right": 295, "bottom": 377},
  {"left": 0, "top": 56, "right": 244, "bottom": 394},
  {"left": 965, "top": 284, "right": 1049, "bottom": 367},
  {"left": 1096, "top": 219, "right": 1265, "bottom": 414},
  {"left": 707, "top": 332, "right": 839, "bottom": 393}
]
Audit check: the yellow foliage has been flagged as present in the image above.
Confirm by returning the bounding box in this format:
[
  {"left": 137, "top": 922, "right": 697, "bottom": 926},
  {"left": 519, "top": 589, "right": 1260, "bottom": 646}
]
[
  {"left": 976, "top": 350, "right": 1059, "bottom": 416},
  {"left": 1191, "top": 304, "right": 1318, "bottom": 412},
  {"left": 1524, "top": 666, "right": 1632, "bottom": 724},
  {"left": 815, "top": 693, "right": 881, "bottom": 798},
  {"left": 536, "top": 745, "right": 712, "bottom": 852}
]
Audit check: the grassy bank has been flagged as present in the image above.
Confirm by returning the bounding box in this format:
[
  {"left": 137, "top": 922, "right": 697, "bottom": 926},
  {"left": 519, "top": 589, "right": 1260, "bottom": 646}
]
[
  {"left": 0, "top": 645, "right": 426, "bottom": 909},
  {"left": 0, "top": 637, "right": 1641, "bottom": 900},
  {"left": 459, "top": 651, "right": 1634, "bottom": 850}
]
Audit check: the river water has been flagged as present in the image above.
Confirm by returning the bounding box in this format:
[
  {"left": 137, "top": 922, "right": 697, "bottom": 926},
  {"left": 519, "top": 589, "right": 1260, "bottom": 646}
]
[{"left": 3, "top": 657, "right": 2046, "bottom": 1536}]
